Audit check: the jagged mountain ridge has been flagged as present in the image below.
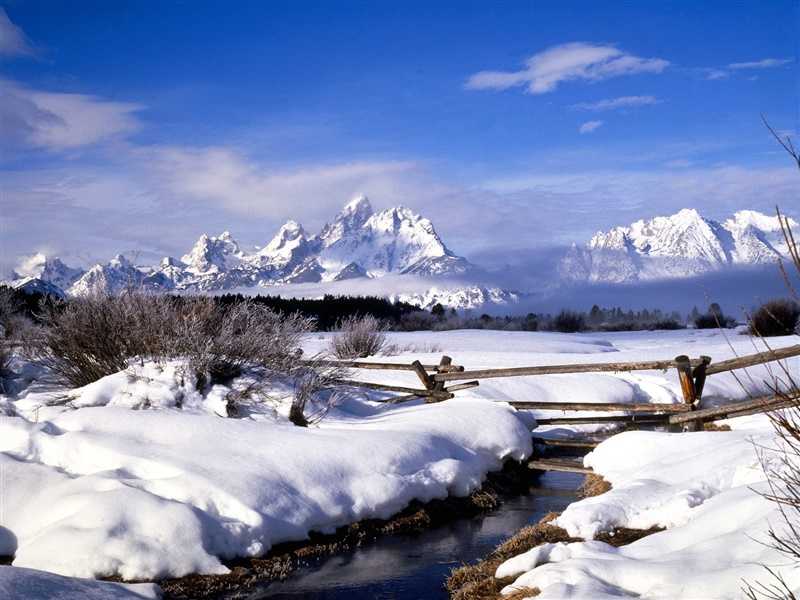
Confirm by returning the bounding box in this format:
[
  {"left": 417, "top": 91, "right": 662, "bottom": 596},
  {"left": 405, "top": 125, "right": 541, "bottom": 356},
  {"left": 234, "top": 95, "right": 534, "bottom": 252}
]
[
  {"left": 8, "top": 197, "right": 486, "bottom": 306},
  {"left": 560, "top": 208, "right": 797, "bottom": 283}
]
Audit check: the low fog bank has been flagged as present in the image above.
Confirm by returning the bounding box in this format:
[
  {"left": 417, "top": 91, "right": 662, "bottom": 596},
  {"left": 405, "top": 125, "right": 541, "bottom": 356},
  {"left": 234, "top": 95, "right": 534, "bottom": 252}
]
[{"left": 512, "top": 265, "right": 799, "bottom": 318}]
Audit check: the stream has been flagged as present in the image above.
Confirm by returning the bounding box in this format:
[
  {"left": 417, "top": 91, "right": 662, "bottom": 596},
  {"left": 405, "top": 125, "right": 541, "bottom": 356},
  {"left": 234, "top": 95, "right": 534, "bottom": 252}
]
[{"left": 223, "top": 471, "right": 582, "bottom": 600}]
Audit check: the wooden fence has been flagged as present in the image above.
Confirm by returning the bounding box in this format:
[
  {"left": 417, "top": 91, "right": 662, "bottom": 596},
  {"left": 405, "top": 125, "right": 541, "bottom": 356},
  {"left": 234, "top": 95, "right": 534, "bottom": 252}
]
[
  {"left": 7, "top": 337, "right": 800, "bottom": 429},
  {"left": 325, "top": 344, "right": 800, "bottom": 431},
  {"left": 327, "top": 343, "right": 800, "bottom": 474}
]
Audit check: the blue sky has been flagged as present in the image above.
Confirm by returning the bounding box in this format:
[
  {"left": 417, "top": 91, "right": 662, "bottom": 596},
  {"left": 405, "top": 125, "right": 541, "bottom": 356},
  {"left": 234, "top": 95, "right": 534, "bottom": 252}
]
[{"left": 1, "top": 1, "right": 798, "bottom": 272}]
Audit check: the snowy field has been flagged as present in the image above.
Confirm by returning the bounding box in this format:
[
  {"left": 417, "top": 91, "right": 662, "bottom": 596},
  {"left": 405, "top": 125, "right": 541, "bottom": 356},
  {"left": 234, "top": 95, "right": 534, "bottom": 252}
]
[{"left": 1, "top": 327, "right": 799, "bottom": 598}]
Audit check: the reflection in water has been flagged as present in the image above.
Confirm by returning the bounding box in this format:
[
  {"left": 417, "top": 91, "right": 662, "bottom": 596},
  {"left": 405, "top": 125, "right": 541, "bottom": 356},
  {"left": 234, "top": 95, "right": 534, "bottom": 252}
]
[{"left": 226, "top": 472, "right": 582, "bottom": 600}]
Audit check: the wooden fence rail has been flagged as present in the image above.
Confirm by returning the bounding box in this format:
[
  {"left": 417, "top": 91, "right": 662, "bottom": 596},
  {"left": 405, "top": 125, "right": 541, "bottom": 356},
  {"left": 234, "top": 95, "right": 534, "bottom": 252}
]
[
  {"left": 508, "top": 401, "right": 691, "bottom": 413},
  {"left": 704, "top": 344, "right": 800, "bottom": 375},
  {"left": 432, "top": 358, "right": 706, "bottom": 383}
]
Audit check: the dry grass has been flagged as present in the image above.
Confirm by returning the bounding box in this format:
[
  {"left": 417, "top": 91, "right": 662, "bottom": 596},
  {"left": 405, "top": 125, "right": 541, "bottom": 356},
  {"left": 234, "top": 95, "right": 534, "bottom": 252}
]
[
  {"left": 446, "top": 473, "right": 664, "bottom": 600},
  {"left": 578, "top": 473, "right": 611, "bottom": 498},
  {"left": 329, "top": 314, "right": 387, "bottom": 359},
  {"left": 704, "top": 422, "right": 732, "bottom": 432},
  {"left": 447, "top": 518, "right": 577, "bottom": 600}
]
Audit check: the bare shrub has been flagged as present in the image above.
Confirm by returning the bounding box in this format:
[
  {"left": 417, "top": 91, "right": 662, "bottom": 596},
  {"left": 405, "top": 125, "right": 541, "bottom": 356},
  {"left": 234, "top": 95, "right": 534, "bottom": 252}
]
[
  {"left": 0, "top": 288, "right": 16, "bottom": 386},
  {"left": 176, "top": 298, "right": 314, "bottom": 386},
  {"left": 37, "top": 294, "right": 315, "bottom": 388},
  {"left": 749, "top": 299, "right": 800, "bottom": 337},
  {"left": 37, "top": 294, "right": 173, "bottom": 386},
  {"left": 694, "top": 303, "right": 737, "bottom": 329},
  {"left": 329, "top": 314, "right": 387, "bottom": 359}
]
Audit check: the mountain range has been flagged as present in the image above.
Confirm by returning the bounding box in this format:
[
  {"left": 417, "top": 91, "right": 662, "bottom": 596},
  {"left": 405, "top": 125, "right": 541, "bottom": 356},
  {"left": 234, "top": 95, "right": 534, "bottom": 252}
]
[
  {"left": 560, "top": 209, "right": 796, "bottom": 284},
  {"left": 5, "top": 203, "right": 797, "bottom": 310},
  {"left": 7, "top": 197, "right": 509, "bottom": 309}
]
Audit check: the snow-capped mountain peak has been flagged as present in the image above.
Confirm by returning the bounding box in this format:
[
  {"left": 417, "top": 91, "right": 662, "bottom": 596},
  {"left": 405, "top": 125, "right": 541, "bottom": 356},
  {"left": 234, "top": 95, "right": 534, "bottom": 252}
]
[
  {"left": 181, "top": 231, "right": 244, "bottom": 276},
  {"left": 13, "top": 253, "right": 84, "bottom": 290},
  {"left": 6, "top": 196, "right": 487, "bottom": 308},
  {"left": 318, "top": 195, "right": 374, "bottom": 247},
  {"left": 563, "top": 208, "right": 794, "bottom": 284}
]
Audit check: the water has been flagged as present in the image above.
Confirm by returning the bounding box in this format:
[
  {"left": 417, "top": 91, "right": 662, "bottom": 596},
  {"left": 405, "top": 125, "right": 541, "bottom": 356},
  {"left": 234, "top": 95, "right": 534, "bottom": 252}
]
[{"left": 228, "top": 471, "right": 582, "bottom": 600}]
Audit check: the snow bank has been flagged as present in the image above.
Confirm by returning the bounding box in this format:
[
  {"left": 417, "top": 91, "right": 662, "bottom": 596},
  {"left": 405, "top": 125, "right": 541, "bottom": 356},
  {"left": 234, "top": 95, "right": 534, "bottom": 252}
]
[
  {"left": 0, "top": 396, "right": 530, "bottom": 580},
  {"left": 496, "top": 417, "right": 800, "bottom": 598},
  {"left": 4, "top": 328, "right": 799, "bottom": 591},
  {"left": 0, "top": 566, "right": 160, "bottom": 600}
]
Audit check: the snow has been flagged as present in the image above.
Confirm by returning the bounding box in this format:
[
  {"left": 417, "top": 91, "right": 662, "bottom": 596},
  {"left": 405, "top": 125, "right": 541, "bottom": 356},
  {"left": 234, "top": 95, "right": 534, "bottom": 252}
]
[
  {"left": 22, "top": 197, "right": 475, "bottom": 299},
  {"left": 0, "top": 566, "right": 160, "bottom": 600},
  {"left": 1, "top": 348, "right": 531, "bottom": 581},
  {"left": 564, "top": 208, "right": 793, "bottom": 283},
  {"left": 3, "top": 327, "right": 799, "bottom": 595},
  {"left": 485, "top": 329, "right": 800, "bottom": 598},
  {"left": 495, "top": 418, "right": 800, "bottom": 598}
]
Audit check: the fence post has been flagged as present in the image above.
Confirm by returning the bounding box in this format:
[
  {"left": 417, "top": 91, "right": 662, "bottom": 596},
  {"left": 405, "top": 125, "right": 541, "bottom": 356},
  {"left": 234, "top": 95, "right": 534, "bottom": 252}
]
[
  {"left": 693, "top": 355, "right": 711, "bottom": 400},
  {"left": 675, "top": 355, "right": 698, "bottom": 431}
]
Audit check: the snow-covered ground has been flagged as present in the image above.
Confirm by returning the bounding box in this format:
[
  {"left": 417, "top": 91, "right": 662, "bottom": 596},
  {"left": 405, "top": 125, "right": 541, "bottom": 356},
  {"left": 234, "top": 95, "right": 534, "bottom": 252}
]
[
  {"left": 495, "top": 417, "right": 800, "bottom": 599},
  {"left": 1, "top": 327, "right": 798, "bottom": 598}
]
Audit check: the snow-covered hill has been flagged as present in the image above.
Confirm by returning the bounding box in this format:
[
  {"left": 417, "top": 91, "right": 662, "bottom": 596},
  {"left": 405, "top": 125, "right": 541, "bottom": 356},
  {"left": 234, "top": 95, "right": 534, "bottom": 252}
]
[{"left": 560, "top": 208, "right": 796, "bottom": 283}]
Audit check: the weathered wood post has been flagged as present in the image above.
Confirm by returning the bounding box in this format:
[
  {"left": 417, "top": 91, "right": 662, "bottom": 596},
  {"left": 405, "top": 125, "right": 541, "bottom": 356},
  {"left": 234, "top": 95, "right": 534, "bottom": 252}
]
[
  {"left": 432, "top": 356, "right": 451, "bottom": 395},
  {"left": 675, "top": 355, "right": 698, "bottom": 431},
  {"left": 692, "top": 355, "right": 711, "bottom": 400}
]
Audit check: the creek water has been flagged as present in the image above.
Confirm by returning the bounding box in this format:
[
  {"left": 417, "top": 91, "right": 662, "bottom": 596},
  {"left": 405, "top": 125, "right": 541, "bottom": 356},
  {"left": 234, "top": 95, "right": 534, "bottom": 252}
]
[{"left": 227, "top": 471, "right": 582, "bottom": 600}]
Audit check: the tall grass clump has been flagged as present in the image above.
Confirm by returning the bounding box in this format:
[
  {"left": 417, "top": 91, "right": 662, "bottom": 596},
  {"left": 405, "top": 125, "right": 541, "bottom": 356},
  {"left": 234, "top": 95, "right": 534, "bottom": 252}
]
[
  {"left": 749, "top": 299, "right": 800, "bottom": 338},
  {"left": 743, "top": 120, "right": 800, "bottom": 599},
  {"left": 329, "top": 314, "right": 387, "bottom": 358}
]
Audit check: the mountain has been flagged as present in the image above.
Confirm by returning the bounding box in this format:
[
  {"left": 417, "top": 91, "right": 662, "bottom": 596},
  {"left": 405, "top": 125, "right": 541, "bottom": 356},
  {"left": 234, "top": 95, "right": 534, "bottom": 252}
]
[
  {"left": 5, "top": 197, "right": 497, "bottom": 309},
  {"left": 391, "top": 286, "right": 519, "bottom": 311},
  {"left": 12, "top": 253, "right": 84, "bottom": 291},
  {"left": 69, "top": 255, "right": 174, "bottom": 296},
  {"left": 560, "top": 209, "right": 797, "bottom": 284}
]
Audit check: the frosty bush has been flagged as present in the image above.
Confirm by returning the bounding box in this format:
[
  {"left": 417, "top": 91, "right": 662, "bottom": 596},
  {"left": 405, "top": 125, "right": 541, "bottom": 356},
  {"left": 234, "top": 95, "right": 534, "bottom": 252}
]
[
  {"left": 38, "top": 294, "right": 315, "bottom": 388},
  {"left": 749, "top": 299, "right": 800, "bottom": 338},
  {"left": 178, "top": 298, "right": 315, "bottom": 386},
  {"left": 38, "top": 294, "right": 176, "bottom": 386},
  {"left": 329, "top": 314, "right": 387, "bottom": 358}
]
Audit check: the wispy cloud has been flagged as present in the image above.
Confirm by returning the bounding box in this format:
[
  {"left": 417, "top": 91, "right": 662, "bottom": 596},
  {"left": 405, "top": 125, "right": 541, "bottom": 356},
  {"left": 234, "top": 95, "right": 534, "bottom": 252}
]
[
  {"left": 0, "top": 79, "right": 143, "bottom": 151},
  {"left": 465, "top": 42, "right": 669, "bottom": 94},
  {"left": 579, "top": 120, "right": 604, "bottom": 134},
  {"left": 728, "top": 58, "right": 792, "bottom": 70},
  {"left": 571, "top": 95, "right": 660, "bottom": 111},
  {"left": 0, "top": 8, "right": 35, "bottom": 57},
  {"left": 704, "top": 68, "right": 729, "bottom": 80},
  {"left": 141, "top": 145, "right": 420, "bottom": 220},
  {"left": 702, "top": 58, "right": 792, "bottom": 81}
]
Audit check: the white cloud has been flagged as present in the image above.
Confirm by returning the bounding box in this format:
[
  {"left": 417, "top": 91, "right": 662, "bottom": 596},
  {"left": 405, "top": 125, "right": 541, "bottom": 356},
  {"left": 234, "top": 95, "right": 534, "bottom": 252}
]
[
  {"left": 0, "top": 8, "right": 34, "bottom": 57},
  {"left": 728, "top": 58, "right": 792, "bottom": 70},
  {"left": 465, "top": 42, "right": 669, "bottom": 94},
  {"left": 704, "top": 69, "right": 729, "bottom": 80},
  {"left": 571, "top": 95, "right": 660, "bottom": 111},
  {"left": 579, "top": 120, "right": 604, "bottom": 134},
  {"left": 140, "top": 145, "right": 423, "bottom": 220},
  {"left": 0, "top": 79, "right": 143, "bottom": 151}
]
